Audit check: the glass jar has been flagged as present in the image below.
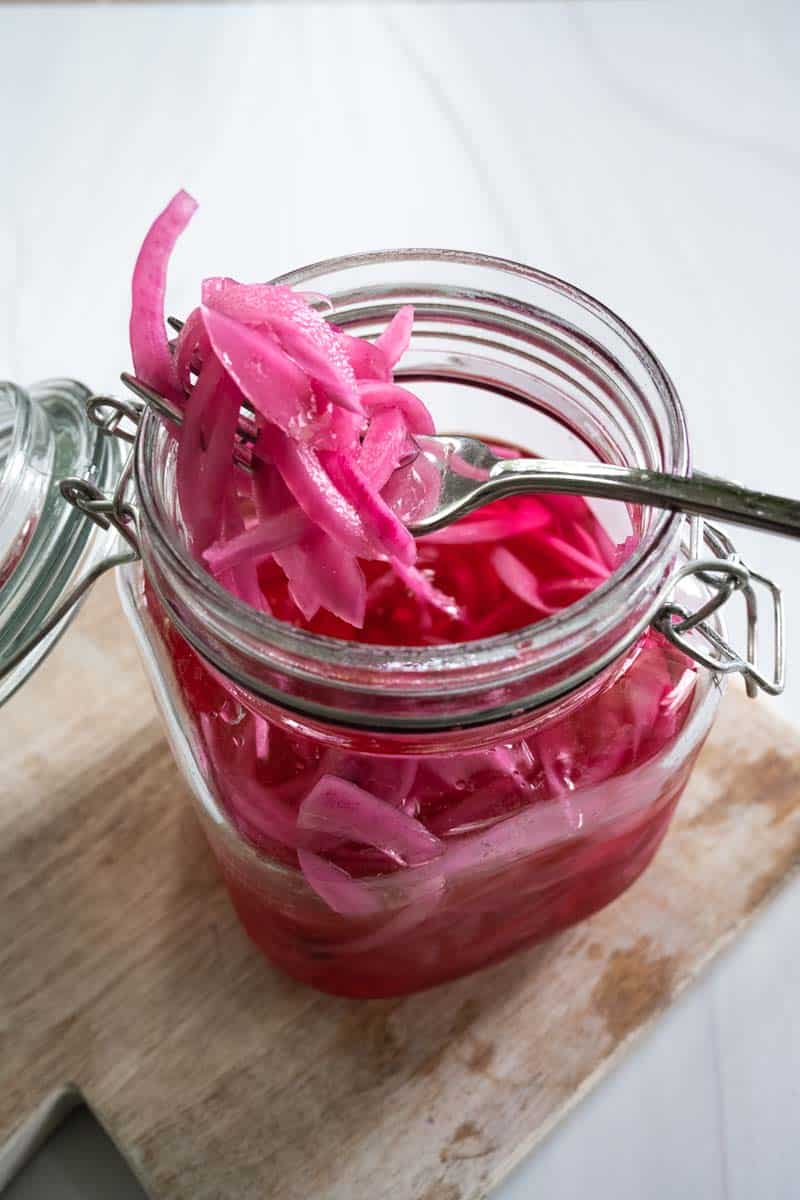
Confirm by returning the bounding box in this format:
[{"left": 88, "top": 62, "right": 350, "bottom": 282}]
[
  {"left": 123, "top": 250, "right": 732, "bottom": 998},
  {"left": 2, "top": 253, "right": 779, "bottom": 998}
]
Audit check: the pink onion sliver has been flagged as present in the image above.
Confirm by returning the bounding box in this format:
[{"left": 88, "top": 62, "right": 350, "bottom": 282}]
[
  {"left": 298, "top": 775, "right": 443, "bottom": 867},
  {"left": 302, "top": 534, "right": 367, "bottom": 629},
  {"left": 214, "top": 778, "right": 294, "bottom": 846},
  {"left": 249, "top": 466, "right": 367, "bottom": 623},
  {"left": 491, "top": 546, "right": 557, "bottom": 614},
  {"left": 251, "top": 456, "right": 294, "bottom": 518},
  {"left": 442, "top": 794, "right": 586, "bottom": 876},
  {"left": 380, "top": 448, "right": 441, "bottom": 525},
  {"left": 298, "top": 851, "right": 385, "bottom": 917},
  {"left": 257, "top": 424, "right": 373, "bottom": 559},
  {"left": 386, "top": 760, "right": 419, "bottom": 808},
  {"left": 204, "top": 505, "right": 309, "bottom": 574},
  {"left": 201, "top": 728, "right": 304, "bottom": 850},
  {"left": 660, "top": 664, "right": 696, "bottom": 720},
  {"left": 271, "top": 543, "right": 322, "bottom": 620},
  {"left": 177, "top": 360, "right": 238, "bottom": 552},
  {"left": 655, "top": 667, "right": 696, "bottom": 748},
  {"left": 357, "top": 380, "right": 436, "bottom": 435},
  {"left": 621, "top": 636, "right": 677, "bottom": 756},
  {"left": 542, "top": 534, "right": 610, "bottom": 579},
  {"left": 419, "top": 507, "right": 550, "bottom": 545},
  {"left": 218, "top": 490, "right": 272, "bottom": 614},
  {"left": 534, "top": 726, "right": 574, "bottom": 799},
  {"left": 216, "top": 562, "right": 270, "bottom": 613},
  {"left": 334, "top": 871, "right": 446, "bottom": 953},
  {"left": 357, "top": 409, "right": 409, "bottom": 491},
  {"left": 174, "top": 306, "right": 209, "bottom": 392},
  {"left": 337, "top": 332, "right": 391, "bottom": 381},
  {"left": 202, "top": 277, "right": 306, "bottom": 322},
  {"left": 321, "top": 452, "right": 415, "bottom": 566},
  {"left": 204, "top": 275, "right": 361, "bottom": 412},
  {"left": 275, "top": 531, "right": 367, "bottom": 627},
  {"left": 304, "top": 404, "right": 364, "bottom": 454},
  {"left": 201, "top": 305, "right": 319, "bottom": 437},
  {"left": 391, "top": 560, "right": 462, "bottom": 618},
  {"left": 426, "top": 777, "right": 528, "bottom": 838},
  {"left": 375, "top": 304, "right": 414, "bottom": 368},
  {"left": 540, "top": 577, "right": 596, "bottom": 604},
  {"left": 317, "top": 750, "right": 418, "bottom": 809},
  {"left": 571, "top": 520, "right": 614, "bottom": 573},
  {"left": 129, "top": 189, "right": 197, "bottom": 401},
  {"left": 263, "top": 312, "right": 362, "bottom": 414}
]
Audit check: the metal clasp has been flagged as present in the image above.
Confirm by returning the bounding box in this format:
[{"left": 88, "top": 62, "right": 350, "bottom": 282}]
[
  {"left": 653, "top": 520, "right": 785, "bottom": 698},
  {"left": 60, "top": 448, "right": 140, "bottom": 557}
]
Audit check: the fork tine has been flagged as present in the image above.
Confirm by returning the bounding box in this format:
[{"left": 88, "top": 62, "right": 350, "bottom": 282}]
[
  {"left": 119, "top": 371, "right": 256, "bottom": 472},
  {"left": 120, "top": 372, "right": 184, "bottom": 425}
]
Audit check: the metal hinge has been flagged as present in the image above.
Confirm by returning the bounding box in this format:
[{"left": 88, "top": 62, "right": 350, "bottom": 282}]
[{"left": 653, "top": 521, "right": 785, "bottom": 698}]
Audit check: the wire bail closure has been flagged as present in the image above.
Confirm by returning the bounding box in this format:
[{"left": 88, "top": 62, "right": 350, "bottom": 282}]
[
  {"left": 653, "top": 521, "right": 785, "bottom": 698},
  {"left": 3, "top": 384, "right": 787, "bottom": 700}
]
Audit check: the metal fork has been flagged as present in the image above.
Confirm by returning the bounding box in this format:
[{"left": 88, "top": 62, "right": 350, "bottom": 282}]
[
  {"left": 403, "top": 434, "right": 800, "bottom": 540},
  {"left": 114, "top": 371, "right": 800, "bottom": 541}
]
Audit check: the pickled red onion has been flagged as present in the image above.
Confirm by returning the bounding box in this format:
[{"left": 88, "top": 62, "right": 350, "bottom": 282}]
[
  {"left": 375, "top": 304, "right": 414, "bottom": 368},
  {"left": 297, "top": 851, "right": 384, "bottom": 917},
  {"left": 256, "top": 424, "right": 375, "bottom": 560},
  {"left": 176, "top": 358, "right": 239, "bottom": 552},
  {"left": 203, "top": 506, "right": 309, "bottom": 575},
  {"left": 297, "top": 775, "right": 444, "bottom": 867},
  {"left": 319, "top": 451, "right": 416, "bottom": 566},
  {"left": 130, "top": 189, "right": 197, "bottom": 403},
  {"left": 491, "top": 546, "right": 557, "bottom": 614},
  {"left": 357, "top": 380, "right": 436, "bottom": 435},
  {"left": 201, "top": 305, "right": 319, "bottom": 440},
  {"left": 202, "top": 277, "right": 361, "bottom": 413},
  {"left": 337, "top": 332, "right": 391, "bottom": 381},
  {"left": 128, "top": 192, "right": 459, "bottom": 629},
  {"left": 357, "top": 408, "right": 411, "bottom": 491},
  {"left": 275, "top": 531, "right": 367, "bottom": 627}
]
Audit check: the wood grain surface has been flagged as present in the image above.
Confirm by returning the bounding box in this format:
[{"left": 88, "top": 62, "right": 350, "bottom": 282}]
[{"left": 1, "top": 576, "right": 799, "bottom": 1200}]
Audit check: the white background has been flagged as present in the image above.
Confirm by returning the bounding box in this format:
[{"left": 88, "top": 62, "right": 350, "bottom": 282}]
[{"left": 1, "top": 3, "right": 799, "bottom": 1197}]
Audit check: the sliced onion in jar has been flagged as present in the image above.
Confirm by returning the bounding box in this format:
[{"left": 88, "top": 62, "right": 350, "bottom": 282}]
[
  {"left": 298, "top": 850, "right": 385, "bottom": 917},
  {"left": 130, "top": 189, "right": 198, "bottom": 402},
  {"left": 298, "top": 775, "right": 444, "bottom": 867}
]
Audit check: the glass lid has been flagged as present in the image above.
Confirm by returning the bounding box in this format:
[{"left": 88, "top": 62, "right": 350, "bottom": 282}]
[{"left": 0, "top": 378, "right": 124, "bottom": 707}]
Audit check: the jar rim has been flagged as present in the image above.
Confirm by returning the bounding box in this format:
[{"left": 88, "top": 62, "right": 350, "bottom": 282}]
[{"left": 135, "top": 249, "right": 690, "bottom": 727}]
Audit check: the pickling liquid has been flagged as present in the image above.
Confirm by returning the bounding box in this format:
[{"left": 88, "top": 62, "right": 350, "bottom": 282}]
[{"left": 147, "top": 489, "right": 700, "bottom": 995}]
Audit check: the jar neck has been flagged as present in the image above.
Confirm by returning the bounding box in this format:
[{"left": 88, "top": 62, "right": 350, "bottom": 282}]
[{"left": 135, "top": 250, "right": 690, "bottom": 731}]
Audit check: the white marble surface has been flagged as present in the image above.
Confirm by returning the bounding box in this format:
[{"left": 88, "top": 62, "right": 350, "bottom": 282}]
[{"left": 1, "top": 2, "right": 799, "bottom": 1197}]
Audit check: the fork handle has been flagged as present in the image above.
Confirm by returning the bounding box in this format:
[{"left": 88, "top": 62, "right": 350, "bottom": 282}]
[{"left": 494, "top": 459, "right": 800, "bottom": 539}]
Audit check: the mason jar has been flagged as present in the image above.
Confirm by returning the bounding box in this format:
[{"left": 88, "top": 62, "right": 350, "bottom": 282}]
[{"left": 1, "top": 252, "right": 781, "bottom": 998}]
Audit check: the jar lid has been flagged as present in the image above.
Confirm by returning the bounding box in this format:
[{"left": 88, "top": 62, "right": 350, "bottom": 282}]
[{"left": 0, "top": 379, "right": 123, "bottom": 706}]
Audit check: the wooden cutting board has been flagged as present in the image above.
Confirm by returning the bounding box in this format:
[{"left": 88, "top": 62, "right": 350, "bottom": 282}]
[{"left": 2, "top": 576, "right": 799, "bottom": 1200}]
